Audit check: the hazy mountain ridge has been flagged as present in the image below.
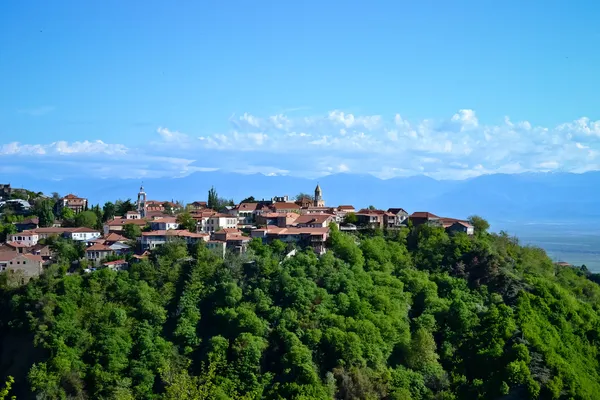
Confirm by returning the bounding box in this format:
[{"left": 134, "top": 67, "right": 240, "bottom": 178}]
[{"left": 11, "top": 171, "right": 600, "bottom": 224}]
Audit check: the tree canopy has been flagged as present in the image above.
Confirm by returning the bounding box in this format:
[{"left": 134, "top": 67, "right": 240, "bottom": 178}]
[{"left": 1, "top": 222, "right": 600, "bottom": 399}]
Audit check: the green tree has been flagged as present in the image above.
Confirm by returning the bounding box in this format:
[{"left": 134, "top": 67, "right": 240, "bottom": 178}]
[
  {"left": 176, "top": 212, "right": 198, "bottom": 232},
  {"left": 295, "top": 193, "right": 314, "bottom": 202},
  {"left": 103, "top": 201, "right": 116, "bottom": 221},
  {"left": 60, "top": 207, "right": 75, "bottom": 224},
  {"left": 115, "top": 199, "right": 136, "bottom": 216},
  {"left": 343, "top": 212, "right": 358, "bottom": 224},
  {"left": 468, "top": 215, "right": 490, "bottom": 235},
  {"left": 37, "top": 200, "right": 56, "bottom": 227},
  {"left": 0, "top": 376, "right": 14, "bottom": 400},
  {"left": 123, "top": 223, "right": 142, "bottom": 240},
  {"left": 240, "top": 196, "right": 256, "bottom": 203},
  {"left": 208, "top": 186, "right": 218, "bottom": 210},
  {"left": 74, "top": 210, "right": 98, "bottom": 228}
]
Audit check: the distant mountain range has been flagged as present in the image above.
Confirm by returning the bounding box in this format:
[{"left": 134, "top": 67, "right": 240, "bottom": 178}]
[{"left": 10, "top": 171, "right": 600, "bottom": 227}]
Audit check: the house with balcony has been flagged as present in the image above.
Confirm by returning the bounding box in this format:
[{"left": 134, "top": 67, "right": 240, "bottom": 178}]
[
  {"left": 86, "top": 243, "right": 115, "bottom": 265},
  {"left": 409, "top": 212, "right": 441, "bottom": 227},
  {"left": 231, "top": 202, "right": 259, "bottom": 224},
  {"left": 271, "top": 202, "right": 301, "bottom": 214},
  {"left": 140, "top": 230, "right": 209, "bottom": 250}
]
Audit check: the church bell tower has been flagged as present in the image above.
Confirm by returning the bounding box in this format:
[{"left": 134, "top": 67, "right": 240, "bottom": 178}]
[
  {"left": 137, "top": 184, "right": 147, "bottom": 217},
  {"left": 314, "top": 184, "right": 324, "bottom": 207}
]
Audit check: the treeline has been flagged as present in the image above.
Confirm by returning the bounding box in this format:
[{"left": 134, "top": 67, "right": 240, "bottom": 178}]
[{"left": 1, "top": 221, "right": 600, "bottom": 399}]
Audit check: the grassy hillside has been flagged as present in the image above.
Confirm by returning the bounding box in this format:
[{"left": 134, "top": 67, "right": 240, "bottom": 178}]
[{"left": 1, "top": 222, "right": 599, "bottom": 399}]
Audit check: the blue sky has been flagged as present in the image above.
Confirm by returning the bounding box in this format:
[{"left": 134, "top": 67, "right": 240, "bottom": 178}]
[{"left": 2, "top": 0, "right": 600, "bottom": 180}]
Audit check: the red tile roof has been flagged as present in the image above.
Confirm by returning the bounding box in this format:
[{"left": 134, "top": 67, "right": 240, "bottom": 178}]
[
  {"left": 5, "top": 241, "right": 30, "bottom": 248},
  {"left": 410, "top": 212, "right": 440, "bottom": 219},
  {"left": 86, "top": 243, "right": 113, "bottom": 252},
  {"left": 104, "top": 232, "right": 128, "bottom": 242},
  {"left": 0, "top": 251, "right": 19, "bottom": 262},
  {"left": 142, "top": 230, "right": 209, "bottom": 239},
  {"left": 237, "top": 202, "right": 259, "bottom": 211},
  {"left": 22, "top": 254, "right": 43, "bottom": 263},
  {"left": 105, "top": 217, "right": 148, "bottom": 226},
  {"left": 271, "top": 202, "right": 301, "bottom": 211},
  {"left": 294, "top": 214, "right": 335, "bottom": 225},
  {"left": 103, "top": 259, "right": 127, "bottom": 266},
  {"left": 338, "top": 205, "right": 355, "bottom": 210}
]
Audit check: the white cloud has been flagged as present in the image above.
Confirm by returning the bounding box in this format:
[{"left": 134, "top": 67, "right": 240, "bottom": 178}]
[
  {"left": 0, "top": 140, "right": 127, "bottom": 156},
  {"left": 157, "top": 126, "right": 189, "bottom": 142},
  {"left": 6, "top": 110, "right": 600, "bottom": 180}
]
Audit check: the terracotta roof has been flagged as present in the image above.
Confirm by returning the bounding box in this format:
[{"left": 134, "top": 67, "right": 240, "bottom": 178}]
[
  {"left": 86, "top": 243, "right": 113, "bottom": 252},
  {"left": 410, "top": 212, "right": 440, "bottom": 219},
  {"left": 294, "top": 214, "right": 335, "bottom": 225},
  {"left": 356, "top": 209, "right": 386, "bottom": 215},
  {"left": 0, "top": 251, "right": 19, "bottom": 262},
  {"left": 142, "top": 230, "right": 209, "bottom": 239},
  {"left": 210, "top": 213, "right": 234, "bottom": 218},
  {"left": 104, "top": 232, "right": 128, "bottom": 242},
  {"left": 22, "top": 254, "right": 43, "bottom": 263},
  {"left": 71, "top": 227, "right": 101, "bottom": 233},
  {"left": 63, "top": 194, "right": 84, "bottom": 200},
  {"left": 34, "top": 227, "right": 76, "bottom": 234},
  {"left": 5, "top": 241, "right": 30, "bottom": 248},
  {"left": 126, "top": 211, "right": 140, "bottom": 215},
  {"left": 12, "top": 230, "right": 38, "bottom": 236},
  {"left": 356, "top": 208, "right": 385, "bottom": 215},
  {"left": 221, "top": 228, "right": 242, "bottom": 234},
  {"left": 152, "top": 217, "right": 178, "bottom": 223},
  {"left": 103, "top": 259, "right": 127, "bottom": 266},
  {"left": 191, "top": 201, "right": 207, "bottom": 206},
  {"left": 338, "top": 205, "right": 355, "bottom": 210},
  {"left": 237, "top": 202, "right": 259, "bottom": 211},
  {"left": 271, "top": 202, "right": 300, "bottom": 211},
  {"left": 387, "top": 208, "right": 408, "bottom": 214},
  {"left": 255, "top": 226, "right": 329, "bottom": 236},
  {"left": 259, "top": 212, "right": 280, "bottom": 218},
  {"left": 105, "top": 217, "right": 148, "bottom": 226}
]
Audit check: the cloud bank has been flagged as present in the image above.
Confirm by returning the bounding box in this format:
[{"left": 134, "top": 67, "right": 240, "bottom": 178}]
[{"left": 3, "top": 110, "right": 600, "bottom": 180}]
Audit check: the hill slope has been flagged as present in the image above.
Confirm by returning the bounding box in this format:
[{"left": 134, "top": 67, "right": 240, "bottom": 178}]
[{"left": 1, "top": 225, "right": 600, "bottom": 399}]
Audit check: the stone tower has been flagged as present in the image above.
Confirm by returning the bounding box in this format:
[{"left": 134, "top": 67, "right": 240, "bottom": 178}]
[
  {"left": 314, "top": 184, "right": 324, "bottom": 207},
  {"left": 137, "top": 185, "right": 147, "bottom": 217}
]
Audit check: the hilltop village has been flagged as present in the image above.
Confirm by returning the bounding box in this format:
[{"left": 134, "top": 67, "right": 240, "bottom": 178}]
[{"left": 0, "top": 183, "right": 473, "bottom": 281}]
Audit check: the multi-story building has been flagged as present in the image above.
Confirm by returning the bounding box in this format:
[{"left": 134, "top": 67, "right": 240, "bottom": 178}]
[
  {"left": 231, "top": 202, "right": 259, "bottom": 224},
  {"left": 204, "top": 214, "right": 238, "bottom": 233},
  {"left": 58, "top": 194, "right": 88, "bottom": 214},
  {"left": 8, "top": 231, "right": 39, "bottom": 247},
  {"left": 294, "top": 214, "right": 336, "bottom": 228},
  {"left": 149, "top": 217, "right": 180, "bottom": 231}
]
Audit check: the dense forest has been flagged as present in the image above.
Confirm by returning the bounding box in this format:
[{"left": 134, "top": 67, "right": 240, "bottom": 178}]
[{"left": 1, "top": 221, "right": 600, "bottom": 399}]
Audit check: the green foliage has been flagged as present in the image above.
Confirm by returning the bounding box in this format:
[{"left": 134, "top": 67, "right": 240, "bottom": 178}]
[
  {"left": 123, "top": 223, "right": 142, "bottom": 240},
  {"left": 2, "top": 220, "right": 600, "bottom": 399},
  {"left": 115, "top": 199, "right": 136, "bottom": 216},
  {"left": 208, "top": 186, "right": 218, "bottom": 210},
  {"left": 35, "top": 199, "right": 56, "bottom": 227},
  {"left": 176, "top": 212, "right": 198, "bottom": 232},
  {"left": 60, "top": 207, "right": 75, "bottom": 224},
  {"left": 0, "top": 376, "right": 15, "bottom": 400},
  {"left": 103, "top": 201, "right": 116, "bottom": 221},
  {"left": 343, "top": 212, "right": 358, "bottom": 224},
  {"left": 468, "top": 215, "right": 490, "bottom": 235},
  {"left": 74, "top": 210, "right": 98, "bottom": 228}
]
